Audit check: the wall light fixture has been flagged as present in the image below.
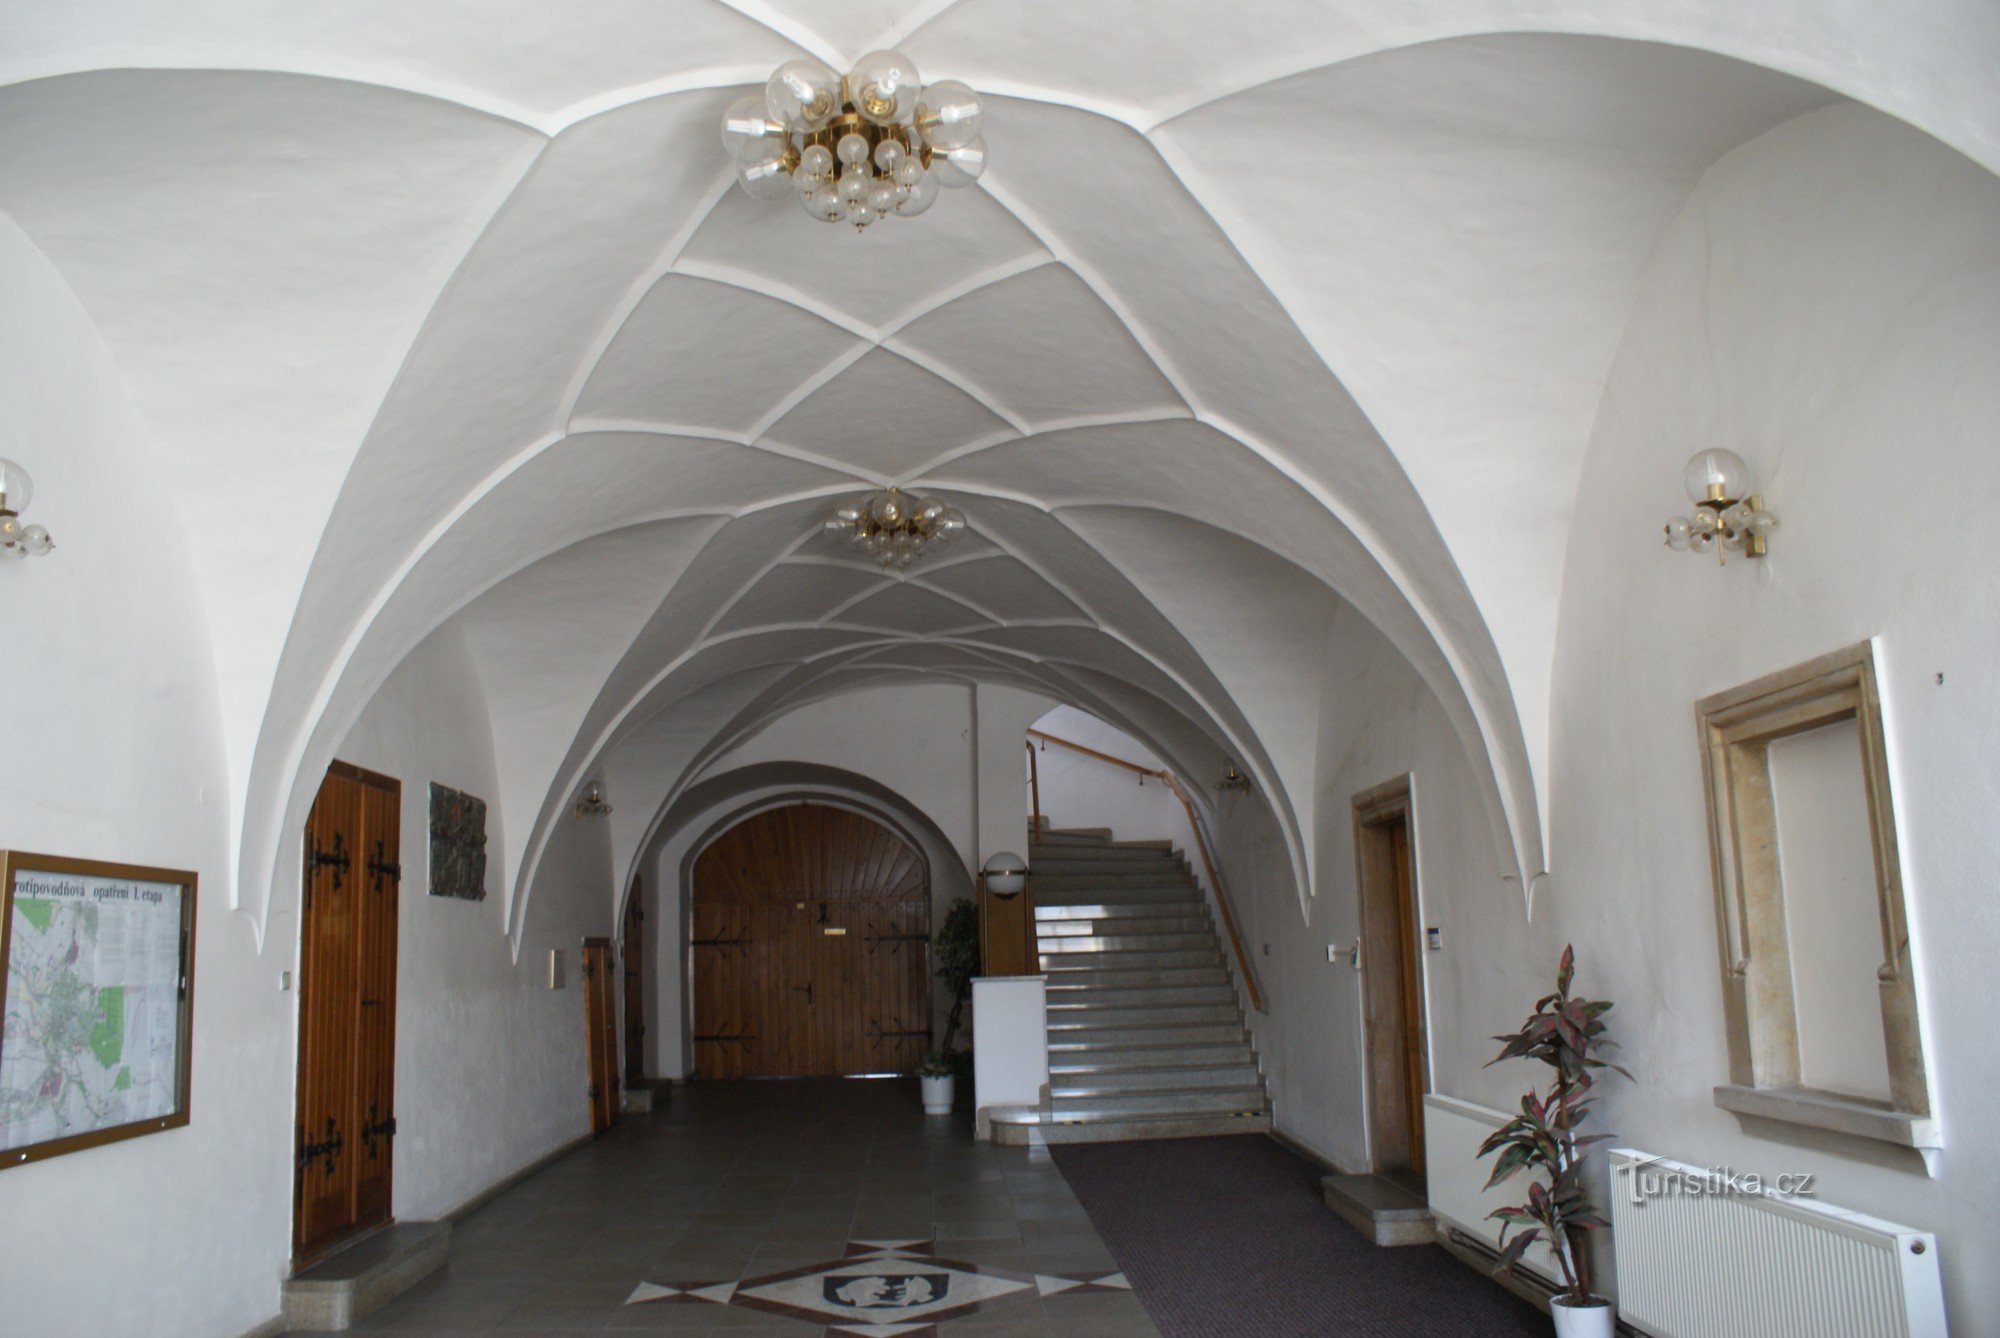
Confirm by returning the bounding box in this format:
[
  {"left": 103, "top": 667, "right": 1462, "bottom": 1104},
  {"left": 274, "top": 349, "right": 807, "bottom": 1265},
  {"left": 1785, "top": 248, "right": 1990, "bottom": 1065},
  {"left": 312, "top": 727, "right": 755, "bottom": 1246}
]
[
  {"left": 1665, "top": 449, "right": 1778, "bottom": 562},
  {"left": 0, "top": 458, "right": 54, "bottom": 558}
]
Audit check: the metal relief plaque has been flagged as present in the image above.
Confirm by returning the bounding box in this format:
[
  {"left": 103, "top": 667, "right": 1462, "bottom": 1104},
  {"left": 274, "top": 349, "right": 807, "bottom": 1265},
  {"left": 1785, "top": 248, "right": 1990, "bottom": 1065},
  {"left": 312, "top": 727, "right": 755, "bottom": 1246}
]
[{"left": 428, "top": 783, "right": 487, "bottom": 901}]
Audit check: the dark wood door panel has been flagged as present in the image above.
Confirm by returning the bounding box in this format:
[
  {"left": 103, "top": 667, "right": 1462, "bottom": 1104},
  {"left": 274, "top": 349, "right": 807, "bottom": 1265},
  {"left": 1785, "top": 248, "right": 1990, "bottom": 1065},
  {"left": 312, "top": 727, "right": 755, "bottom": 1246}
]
[{"left": 691, "top": 804, "right": 929, "bottom": 1079}]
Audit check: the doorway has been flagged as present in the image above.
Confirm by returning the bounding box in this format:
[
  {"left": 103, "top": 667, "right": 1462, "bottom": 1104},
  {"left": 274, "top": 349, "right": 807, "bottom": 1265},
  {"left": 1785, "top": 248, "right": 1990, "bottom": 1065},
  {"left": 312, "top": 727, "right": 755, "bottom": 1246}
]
[
  {"left": 582, "top": 937, "right": 619, "bottom": 1134},
  {"left": 1353, "top": 777, "right": 1428, "bottom": 1190},
  {"left": 689, "top": 803, "right": 930, "bottom": 1078},
  {"left": 622, "top": 880, "right": 646, "bottom": 1085},
  {"left": 294, "top": 761, "right": 402, "bottom": 1265}
]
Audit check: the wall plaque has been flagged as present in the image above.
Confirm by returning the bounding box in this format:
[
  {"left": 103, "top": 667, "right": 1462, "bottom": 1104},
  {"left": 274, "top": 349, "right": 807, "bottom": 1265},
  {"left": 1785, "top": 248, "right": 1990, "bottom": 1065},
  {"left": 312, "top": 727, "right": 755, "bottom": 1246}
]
[
  {"left": 0, "top": 851, "right": 197, "bottom": 1169},
  {"left": 429, "top": 783, "right": 488, "bottom": 901}
]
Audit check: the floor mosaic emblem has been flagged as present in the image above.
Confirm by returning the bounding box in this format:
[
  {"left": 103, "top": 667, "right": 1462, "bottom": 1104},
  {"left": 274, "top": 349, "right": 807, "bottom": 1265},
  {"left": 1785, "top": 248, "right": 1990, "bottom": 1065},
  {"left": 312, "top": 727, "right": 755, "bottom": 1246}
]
[{"left": 625, "top": 1238, "right": 1131, "bottom": 1335}]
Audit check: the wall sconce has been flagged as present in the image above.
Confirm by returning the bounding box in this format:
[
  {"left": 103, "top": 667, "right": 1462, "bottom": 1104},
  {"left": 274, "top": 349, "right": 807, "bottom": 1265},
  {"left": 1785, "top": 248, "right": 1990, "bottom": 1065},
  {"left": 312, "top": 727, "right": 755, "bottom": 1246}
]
[
  {"left": 573, "top": 782, "right": 612, "bottom": 819},
  {"left": 1664, "top": 449, "right": 1778, "bottom": 562},
  {"left": 0, "top": 458, "right": 55, "bottom": 559},
  {"left": 1215, "top": 764, "right": 1252, "bottom": 795}
]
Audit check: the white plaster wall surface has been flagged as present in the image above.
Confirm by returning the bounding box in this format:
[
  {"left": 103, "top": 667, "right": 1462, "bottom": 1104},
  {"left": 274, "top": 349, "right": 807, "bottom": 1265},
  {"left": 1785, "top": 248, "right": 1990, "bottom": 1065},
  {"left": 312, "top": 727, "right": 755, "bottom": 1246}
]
[
  {"left": 0, "top": 218, "right": 291, "bottom": 1338},
  {"left": 1540, "top": 105, "right": 2000, "bottom": 1323},
  {"left": 332, "top": 622, "right": 607, "bottom": 1220},
  {"left": 1029, "top": 705, "right": 1204, "bottom": 859}
]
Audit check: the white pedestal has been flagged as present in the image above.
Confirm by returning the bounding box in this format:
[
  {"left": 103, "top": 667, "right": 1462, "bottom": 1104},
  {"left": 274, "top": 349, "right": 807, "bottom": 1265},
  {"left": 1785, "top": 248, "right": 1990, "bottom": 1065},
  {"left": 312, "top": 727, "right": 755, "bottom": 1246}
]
[{"left": 972, "top": 975, "right": 1048, "bottom": 1140}]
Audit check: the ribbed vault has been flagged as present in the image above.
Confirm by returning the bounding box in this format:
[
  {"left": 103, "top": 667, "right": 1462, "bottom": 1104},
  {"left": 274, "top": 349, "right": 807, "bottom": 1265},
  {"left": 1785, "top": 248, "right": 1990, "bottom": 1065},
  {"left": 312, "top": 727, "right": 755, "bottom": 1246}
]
[{"left": 1, "top": 1, "right": 1991, "bottom": 946}]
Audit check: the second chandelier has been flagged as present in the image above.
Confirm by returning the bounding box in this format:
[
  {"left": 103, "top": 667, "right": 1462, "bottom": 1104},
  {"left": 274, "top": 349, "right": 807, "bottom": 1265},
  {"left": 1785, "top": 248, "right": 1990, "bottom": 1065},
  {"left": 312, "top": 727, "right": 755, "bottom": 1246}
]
[{"left": 722, "top": 50, "right": 986, "bottom": 230}]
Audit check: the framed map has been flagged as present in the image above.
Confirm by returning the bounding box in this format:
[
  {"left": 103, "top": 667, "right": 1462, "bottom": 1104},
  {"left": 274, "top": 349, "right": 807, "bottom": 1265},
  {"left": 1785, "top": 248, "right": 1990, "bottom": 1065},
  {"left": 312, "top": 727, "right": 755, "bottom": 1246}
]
[{"left": 0, "top": 852, "right": 196, "bottom": 1170}]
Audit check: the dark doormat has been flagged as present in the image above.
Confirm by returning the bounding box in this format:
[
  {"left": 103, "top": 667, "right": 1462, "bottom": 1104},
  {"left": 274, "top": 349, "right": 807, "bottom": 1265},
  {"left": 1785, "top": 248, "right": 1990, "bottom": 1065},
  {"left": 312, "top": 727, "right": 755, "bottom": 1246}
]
[{"left": 1050, "top": 1135, "right": 1550, "bottom": 1337}]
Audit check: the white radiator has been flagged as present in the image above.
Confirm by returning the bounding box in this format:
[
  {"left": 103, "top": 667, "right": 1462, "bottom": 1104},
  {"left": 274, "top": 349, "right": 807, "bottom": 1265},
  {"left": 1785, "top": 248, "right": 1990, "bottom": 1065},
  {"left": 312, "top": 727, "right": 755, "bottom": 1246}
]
[
  {"left": 1609, "top": 1148, "right": 1947, "bottom": 1338},
  {"left": 1423, "top": 1094, "right": 1560, "bottom": 1281}
]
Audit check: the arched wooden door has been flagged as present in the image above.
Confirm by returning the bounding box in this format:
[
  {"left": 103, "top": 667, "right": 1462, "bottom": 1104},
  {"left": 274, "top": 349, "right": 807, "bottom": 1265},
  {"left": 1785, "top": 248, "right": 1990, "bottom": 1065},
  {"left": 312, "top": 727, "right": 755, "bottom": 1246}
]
[{"left": 691, "top": 803, "right": 930, "bottom": 1078}]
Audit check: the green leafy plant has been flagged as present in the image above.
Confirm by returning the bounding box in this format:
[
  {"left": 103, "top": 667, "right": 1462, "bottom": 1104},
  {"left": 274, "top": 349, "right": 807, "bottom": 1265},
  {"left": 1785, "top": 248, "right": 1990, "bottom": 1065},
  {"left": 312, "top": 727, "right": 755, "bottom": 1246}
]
[
  {"left": 917, "top": 1051, "right": 954, "bottom": 1078},
  {"left": 1477, "top": 945, "right": 1630, "bottom": 1304},
  {"left": 932, "top": 897, "right": 980, "bottom": 1057}
]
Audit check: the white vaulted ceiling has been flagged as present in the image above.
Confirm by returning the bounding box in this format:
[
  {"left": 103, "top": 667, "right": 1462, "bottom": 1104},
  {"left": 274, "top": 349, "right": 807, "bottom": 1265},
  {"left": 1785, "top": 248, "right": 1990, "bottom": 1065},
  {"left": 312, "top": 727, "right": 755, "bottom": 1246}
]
[{"left": 2, "top": 0, "right": 1994, "bottom": 938}]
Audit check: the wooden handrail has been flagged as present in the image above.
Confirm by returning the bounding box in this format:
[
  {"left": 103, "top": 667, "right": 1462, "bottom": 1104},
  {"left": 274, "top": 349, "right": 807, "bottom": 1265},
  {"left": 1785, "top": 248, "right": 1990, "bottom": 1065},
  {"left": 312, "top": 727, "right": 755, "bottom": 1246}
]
[
  {"left": 1025, "top": 728, "right": 1264, "bottom": 1012},
  {"left": 1025, "top": 738, "right": 1042, "bottom": 840}
]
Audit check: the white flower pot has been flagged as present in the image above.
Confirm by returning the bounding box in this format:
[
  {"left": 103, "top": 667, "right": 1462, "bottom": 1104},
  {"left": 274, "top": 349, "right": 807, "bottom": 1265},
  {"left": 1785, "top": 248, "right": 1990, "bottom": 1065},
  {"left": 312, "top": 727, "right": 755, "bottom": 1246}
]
[
  {"left": 920, "top": 1073, "right": 954, "bottom": 1114},
  {"left": 1550, "top": 1295, "right": 1615, "bottom": 1338}
]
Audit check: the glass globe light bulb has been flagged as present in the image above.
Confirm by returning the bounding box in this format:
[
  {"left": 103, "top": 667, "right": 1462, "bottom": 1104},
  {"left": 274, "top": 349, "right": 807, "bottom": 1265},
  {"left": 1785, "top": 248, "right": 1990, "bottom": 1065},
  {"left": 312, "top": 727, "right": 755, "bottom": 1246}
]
[
  {"left": 838, "top": 174, "right": 867, "bottom": 206},
  {"left": 736, "top": 155, "right": 796, "bottom": 201},
  {"left": 867, "top": 181, "right": 897, "bottom": 215},
  {"left": 894, "top": 169, "right": 939, "bottom": 216},
  {"left": 1664, "top": 516, "right": 1692, "bottom": 551},
  {"left": 849, "top": 201, "right": 877, "bottom": 229},
  {"left": 720, "top": 94, "right": 788, "bottom": 164},
  {"left": 846, "top": 50, "right": 921, "bottom": 126},
  {"left": 1682, "top": 448, "right": 1752, "bottom": 506},
  {"left": 915, "top": 79, "right": 982, "bottom": 151},
  {"left": 874, "top": 139, "right": 904, "bottom": 173},
  {"left": 1747, "top": 510, "right": 1780, "bottom": 537},
  {"left": 913, "top": 498, "right": 946, "bottom": 530},
  {"left": 893, "top": 157, "right": 923, "bottom": 188},
  {"left": 19, "top": 523, "right": 50, "bottom": 556},
  {"left": 0, "top": 457, "right": 31, "bottom": 514},
  {"left": 1721, "top": 501, "right": 1754, "bottom": 531},
  {"left": 767, "top": 59, "right": 842, "bottom": 132},
  {"left": 823, "top": 516, "right": 852, "bottom": 538},
  {"left": 931, "top": 135, "right": 986, "bottom": 188},
  {"left": 871, "top": 490, "right": 905, "bottom": 526},
  {"left": 798, "top": 143, "right": 835, "bottom": 179},
  {"left": 838, "top": 132, "right": 871, "bottom": 168},
  {"left": 1691, "top": 510, "right": 1718, "bottom": 535},
  {"left": 1690, "top": 530, "right": 1716, "bottom": 554},
  {"left": 0, "top": 512, "right": 21, "bottom": 549},
  {"left": 935, "top": 506, "right": 967, "bottom": 540}
]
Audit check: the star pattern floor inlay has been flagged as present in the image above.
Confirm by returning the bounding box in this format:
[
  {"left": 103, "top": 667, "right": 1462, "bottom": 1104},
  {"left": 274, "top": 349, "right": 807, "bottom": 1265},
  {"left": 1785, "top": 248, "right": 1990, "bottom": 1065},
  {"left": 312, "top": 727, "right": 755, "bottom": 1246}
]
[{"left": 625, "top": 1238, "right": 1132, "bottom": 1333}]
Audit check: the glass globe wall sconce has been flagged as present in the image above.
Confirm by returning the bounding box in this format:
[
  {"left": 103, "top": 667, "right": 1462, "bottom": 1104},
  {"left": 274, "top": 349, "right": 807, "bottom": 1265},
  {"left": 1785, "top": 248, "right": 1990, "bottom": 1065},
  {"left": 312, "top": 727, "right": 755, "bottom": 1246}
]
[
  {"left": 824, "top": 486, "right": 966, "bottom": 569},
  {"left": 0, "top": 458, "right": 54, "bottom": 559},
  {"left": 722, "top": 50, "right": 986, "bottom": 230},
  {"left": 1215, "top": 765, "right": 1253, "bottom": 795},
  {"left": 573, "top": 782, "right": 613, "bottom": 819},
  {"left": 981, "top": 851, "right": 1028, "bottom": 898},
  {"left": 1664, "top": 449, "right": 1778, "bottom": 562}
]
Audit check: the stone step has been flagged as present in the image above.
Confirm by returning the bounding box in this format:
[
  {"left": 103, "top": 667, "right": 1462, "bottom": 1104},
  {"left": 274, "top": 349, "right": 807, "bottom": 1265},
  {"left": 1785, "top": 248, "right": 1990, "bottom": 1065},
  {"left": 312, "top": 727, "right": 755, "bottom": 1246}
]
[
  {"left": 1034, "top": 884, "right": 1203, "bottom": 907},
  {"left": 1030, "top": 842, "right": 1185, "bottom": 861},
  {"left": 1039, "top": 932, "right": 1216, "bottom": 954},
  {"left": 1050, "top": 1020, "right": 1248, "bottom": 1048},
  {"left": 1040, "top": 963, "right": 1231, "bottom": 988},
  {"left": 1322, "top": 1173, "right": 1435, "bottom": 1247},
  {"left": 1042, "top": 947, "right": 1225, "bottom": 972},
  {"left": 281, "top": 1222, "right": 451, "bottom": 1332},
  {"left": 1033, "top": 828, "right": 1113, "bottom": 845},
  {"left": 1037, "top": 914, "right": 1210, "bottom": 938},
  {"left": 1031, "top": 854, "right": 1189, "bottom": 874},
  {"left": 1051, "top": 1041, "right": 1257, "bottom": 1072},
  {"left": 990, "top": 1108, "right": 1273, "bottom": 1146},
  {"left": 1051, "top": 1063, "right": 1264, "bottom": 1097},
  {"left": 1035, "top": 901, "right": 1206, "bottom": 922},
  {"left": 1034, "top": 870, "right": 1199, "bottom": 891},
  {"left": 1045, "top": 982, "right": 1238, "bottom": 1008},
  {"left": 1048, "top": 1001, "right": 1241, "bottom": 1027},
  {"left": 1048, "top": 1086, "right": 1268, "bottom": 1119}
]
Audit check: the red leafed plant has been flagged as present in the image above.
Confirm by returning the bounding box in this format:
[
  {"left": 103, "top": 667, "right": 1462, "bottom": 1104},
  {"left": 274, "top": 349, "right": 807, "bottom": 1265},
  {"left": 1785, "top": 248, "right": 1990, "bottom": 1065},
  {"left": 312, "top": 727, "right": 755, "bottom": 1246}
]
[{"left": 1477, "top": 945, "right": 1629, "bottom": 1304}]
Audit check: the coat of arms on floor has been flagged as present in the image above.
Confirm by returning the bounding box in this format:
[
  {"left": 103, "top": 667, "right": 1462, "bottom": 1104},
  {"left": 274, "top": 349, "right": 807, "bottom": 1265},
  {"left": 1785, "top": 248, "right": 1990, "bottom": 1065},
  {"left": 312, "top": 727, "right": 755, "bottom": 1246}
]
[{"left": 623, "top": 1238, "right": 1131, "bottom": 1334}]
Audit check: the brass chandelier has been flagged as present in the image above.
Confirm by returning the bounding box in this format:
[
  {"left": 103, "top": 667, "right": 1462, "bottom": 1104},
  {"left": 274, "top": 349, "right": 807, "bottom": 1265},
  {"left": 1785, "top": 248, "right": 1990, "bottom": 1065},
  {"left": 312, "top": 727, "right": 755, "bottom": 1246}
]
[
  {"left": 721, "top": 51, "right": 986, "bottom": 229},
  {"left": 824, "top": 487, "right": 966, "bottom": 568}
]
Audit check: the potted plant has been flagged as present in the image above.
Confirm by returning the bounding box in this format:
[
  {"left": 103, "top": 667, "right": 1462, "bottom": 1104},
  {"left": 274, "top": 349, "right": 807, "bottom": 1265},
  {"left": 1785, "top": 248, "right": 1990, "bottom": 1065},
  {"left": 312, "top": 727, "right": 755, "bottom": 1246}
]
[
  {"left": 1478, "top": 945, "right": 1629, "bottom": 1338},
  {"left": 920, "top": 897, "right": 979, "bottom": 1114}
]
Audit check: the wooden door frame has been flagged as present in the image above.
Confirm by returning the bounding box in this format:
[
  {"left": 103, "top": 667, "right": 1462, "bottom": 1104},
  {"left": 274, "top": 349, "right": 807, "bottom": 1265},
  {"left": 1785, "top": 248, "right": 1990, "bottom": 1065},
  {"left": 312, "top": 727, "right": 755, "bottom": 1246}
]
[
  {"left": 1352, "top": 775, "right": 1431, "bottom": 1181},
  {"left": 292, "top": 759, "right": 402, "bottom": 1268},
  {"left": 621, "top": 879, "right": 646, "bottom": 1086}
]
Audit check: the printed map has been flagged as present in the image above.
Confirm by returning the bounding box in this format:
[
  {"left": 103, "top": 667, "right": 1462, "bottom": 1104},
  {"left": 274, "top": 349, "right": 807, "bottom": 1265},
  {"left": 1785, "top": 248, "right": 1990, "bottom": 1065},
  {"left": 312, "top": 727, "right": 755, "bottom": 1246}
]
[{"left": 2, "top": 870, "right": 185, "bottom": 1152}]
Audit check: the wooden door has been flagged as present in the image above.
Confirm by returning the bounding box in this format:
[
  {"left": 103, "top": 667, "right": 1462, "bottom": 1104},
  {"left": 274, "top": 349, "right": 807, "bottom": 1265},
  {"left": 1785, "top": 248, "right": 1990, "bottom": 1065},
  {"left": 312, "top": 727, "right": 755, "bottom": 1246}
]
[
  {"left": 1355, "top": 781, "right": 1428, "bottom": 1189},
  {"left": 582, "top": 938, "right": 619, "bottom": 1133},
  {"left": 622, "top": 881, "right": 646, "bottom": 1085},
  {"left": 294, "top": 762, "right": 401, "bottom": 1265},
  {"left": 691, "top": 804, "right": 929, "bottom": 1078}
]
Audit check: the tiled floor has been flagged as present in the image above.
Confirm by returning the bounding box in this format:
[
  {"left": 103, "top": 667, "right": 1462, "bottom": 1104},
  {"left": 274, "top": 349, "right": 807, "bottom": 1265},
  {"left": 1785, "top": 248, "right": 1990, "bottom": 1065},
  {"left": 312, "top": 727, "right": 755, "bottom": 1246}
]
[{"left": 295, "top": 1079, "right": 1157, "bottom": 1337}]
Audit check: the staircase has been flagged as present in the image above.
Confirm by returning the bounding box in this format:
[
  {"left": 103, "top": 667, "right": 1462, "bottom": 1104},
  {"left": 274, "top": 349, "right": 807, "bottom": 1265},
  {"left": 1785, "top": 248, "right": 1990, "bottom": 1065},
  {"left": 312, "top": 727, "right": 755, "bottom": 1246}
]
[{"left": 988, "top": 824, "right": 1271, "bottom": 1145}]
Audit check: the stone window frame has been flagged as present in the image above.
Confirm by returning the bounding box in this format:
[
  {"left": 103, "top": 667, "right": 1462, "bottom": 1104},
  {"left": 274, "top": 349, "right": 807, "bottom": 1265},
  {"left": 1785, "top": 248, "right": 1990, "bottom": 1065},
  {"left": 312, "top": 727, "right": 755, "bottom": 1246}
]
[{"left": 1696, "top": 640, "right": 1939, "bottom": 1160}]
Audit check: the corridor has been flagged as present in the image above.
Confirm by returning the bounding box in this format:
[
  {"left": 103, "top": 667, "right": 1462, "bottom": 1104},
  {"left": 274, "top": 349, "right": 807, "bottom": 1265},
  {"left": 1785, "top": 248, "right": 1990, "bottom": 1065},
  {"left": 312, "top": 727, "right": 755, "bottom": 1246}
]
[{"left": 287, "top": 1080, "right": 1544, "bottom": 1337}]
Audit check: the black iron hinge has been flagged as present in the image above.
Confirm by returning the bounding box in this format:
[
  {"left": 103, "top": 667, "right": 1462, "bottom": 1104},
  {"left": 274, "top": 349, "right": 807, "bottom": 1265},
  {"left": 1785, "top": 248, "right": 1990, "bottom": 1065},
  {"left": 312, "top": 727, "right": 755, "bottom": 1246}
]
[
  {"left": 361, "top": 1102, "right": 397, "bottom": 1158},
  {"left": 296, "top": 1116, "right": 343, "bottom": 1174},
  {"left": 368, "top": 839, "right": 401, "bottom": 889},
  {"left": 306, "top": 830, "right": 350, "bottom": 892}
]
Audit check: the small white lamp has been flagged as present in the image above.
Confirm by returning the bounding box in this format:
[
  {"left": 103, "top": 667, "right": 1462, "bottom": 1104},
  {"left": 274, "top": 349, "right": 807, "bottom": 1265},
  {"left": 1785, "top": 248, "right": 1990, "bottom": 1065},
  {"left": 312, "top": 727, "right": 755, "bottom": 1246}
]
[{"left": 982, "top": 851, "right": 1028, "bottom": 896}]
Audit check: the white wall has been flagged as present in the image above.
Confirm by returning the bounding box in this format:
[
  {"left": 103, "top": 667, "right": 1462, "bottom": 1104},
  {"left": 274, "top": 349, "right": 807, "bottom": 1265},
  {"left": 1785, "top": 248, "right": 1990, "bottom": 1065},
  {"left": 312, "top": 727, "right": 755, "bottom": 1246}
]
[
  {"left": 333, "top": 621, "right": 609, "bottom": 1221},
  {"left": 1029, "top": 704, "right": 1203, "bottom": 860},
  {"left": 0, "top": 216, "right": 293, "bottom": 1338},
  {"left": 1538, "top": 102, "right": 2000, "bottom": 1323}
]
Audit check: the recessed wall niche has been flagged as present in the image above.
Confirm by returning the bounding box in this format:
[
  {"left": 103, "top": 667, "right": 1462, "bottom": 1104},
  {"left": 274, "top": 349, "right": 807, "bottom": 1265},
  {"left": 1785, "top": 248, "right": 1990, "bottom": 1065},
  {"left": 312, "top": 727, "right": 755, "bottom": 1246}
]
[{"left": 1695, "top": 642, "right": 1936, "bottom": 1157}]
